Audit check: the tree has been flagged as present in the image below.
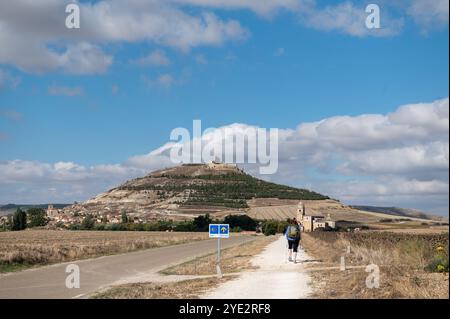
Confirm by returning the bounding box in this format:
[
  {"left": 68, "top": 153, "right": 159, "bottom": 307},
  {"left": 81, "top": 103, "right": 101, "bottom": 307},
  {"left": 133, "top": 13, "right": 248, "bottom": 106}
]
[
  {"left": 12, "top": 208, "right": 27, "bottom": 231},
  {"left": 223, "top": 215, "right": 257, "bottom": 231},
  {"left": 27, "top": 208, "right": 48, "bottom": 227},
  {"left": 121, "top": 211, "right": 128, "bottom": 224},
  {"left": 81, "top": 214, "right": 95, "bottom": 230},
  {"left": 193, "top": 214, "right": 212, "bottom": 231}
]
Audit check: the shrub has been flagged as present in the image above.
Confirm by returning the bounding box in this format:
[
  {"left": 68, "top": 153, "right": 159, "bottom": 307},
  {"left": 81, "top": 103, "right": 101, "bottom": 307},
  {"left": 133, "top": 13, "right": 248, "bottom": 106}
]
[
  {"left": 81, "top": 215, "right": 95, "bottom": 230},
  {"left": 426, "top": 255, "right": 449, "bottom": 273},
  {"left": 231, "top": 226, "right": 242, "bottom": 233},
  {"left": 69, "top": 223, "right": 82, "bottom": 230},
  {"left": 193, "top": 214, "right": 212, "bottom": 232},
  {"left": 425, "top": 243, "right": 449, "bottom": 273},
  {"left": 277, "top": 221, "right": 289, "bottom": 234},
  {"left": 262, "top": 221, "right": 278, "bottom": 236},
  {"left": 94, "top": 224, "right": 106, "bottom": 231},
  {"left": 174, "top": 221, "right": 196, "bottom": 232}
]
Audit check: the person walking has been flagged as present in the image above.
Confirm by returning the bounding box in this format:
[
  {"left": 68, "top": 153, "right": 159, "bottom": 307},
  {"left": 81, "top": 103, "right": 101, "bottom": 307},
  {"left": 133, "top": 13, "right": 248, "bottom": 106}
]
[{"left": 284, "top": 218, "right": 301, "bottom": 263}]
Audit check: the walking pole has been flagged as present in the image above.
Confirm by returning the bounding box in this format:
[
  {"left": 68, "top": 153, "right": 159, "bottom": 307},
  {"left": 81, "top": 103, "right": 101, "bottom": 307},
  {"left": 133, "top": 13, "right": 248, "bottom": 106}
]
[{"left": 284, "top": 235, "right": 288, "bottom": 263}]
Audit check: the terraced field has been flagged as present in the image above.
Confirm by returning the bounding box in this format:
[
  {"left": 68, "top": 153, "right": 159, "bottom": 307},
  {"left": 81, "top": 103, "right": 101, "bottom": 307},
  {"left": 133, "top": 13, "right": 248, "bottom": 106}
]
[{"left": 247, "top": 199, "right": 440, "bottom": 225}]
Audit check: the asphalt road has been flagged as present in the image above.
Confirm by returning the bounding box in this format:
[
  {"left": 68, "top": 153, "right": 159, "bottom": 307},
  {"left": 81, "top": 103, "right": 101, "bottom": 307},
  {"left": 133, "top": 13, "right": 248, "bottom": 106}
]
[{"left": 0, "top": 235, "right": 254, "bottom": 299}]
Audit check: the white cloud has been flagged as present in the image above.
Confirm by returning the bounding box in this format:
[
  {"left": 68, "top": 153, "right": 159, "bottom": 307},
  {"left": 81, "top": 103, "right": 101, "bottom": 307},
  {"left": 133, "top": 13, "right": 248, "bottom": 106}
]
[
  {"left": 58, "top": 43, "right": 113, "bottom": 75},
  {"left": 337, "top": 143, "right": 449, "bottom": 177},
  {"left": 407, "top": 0, "right": 449, "bottom": 31},
  {"left": 132, "top": 50, "right": 171, "bottom": 67},
  {"left": 1, "top": 0, "right": 446, "bottom": 74},
  {"left": 0, "top": 0, "right": 248, "bottom": 73},
  {"left": 48, "top": 85, "right": 84, "bottom": 96},
  {"left": 0, "top": 159, "right": 148, "bottom": 204},
  {"left": 299, "top": 1, "right": 404, "bottom": 37}
]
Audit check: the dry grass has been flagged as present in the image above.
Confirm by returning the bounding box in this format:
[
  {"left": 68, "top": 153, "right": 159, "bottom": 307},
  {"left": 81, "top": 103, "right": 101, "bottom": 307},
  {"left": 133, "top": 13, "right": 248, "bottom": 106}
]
[
  {"left": 91, "top": 276, "right": 236, "bottom": 299},
  {"left": 161, "top": 235, "right": 275, "bottom": 276},
  {"left": 91, "top": 234, "right": 275, "bottom": 299},
  {"left": 302, "top": 232, "right": 449, "bottom": 299},
  {"left": 0, "top": 230, "right": 208, "bottom": 272}
]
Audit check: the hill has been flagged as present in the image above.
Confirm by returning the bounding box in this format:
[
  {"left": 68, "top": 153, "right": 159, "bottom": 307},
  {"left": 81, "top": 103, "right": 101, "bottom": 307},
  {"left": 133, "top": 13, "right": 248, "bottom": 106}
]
[{"left": 62, "top": 163, "right": 328, "bottom": 220}]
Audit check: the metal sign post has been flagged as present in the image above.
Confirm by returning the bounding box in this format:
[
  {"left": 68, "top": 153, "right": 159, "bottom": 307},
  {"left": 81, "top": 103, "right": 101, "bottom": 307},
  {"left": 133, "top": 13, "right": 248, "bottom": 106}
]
[
  {"left": 209, "top": 224, "right": 229, "bottom": 278},
  {"left": 217, "top": 237, "right": 221, "bottom": 263}
]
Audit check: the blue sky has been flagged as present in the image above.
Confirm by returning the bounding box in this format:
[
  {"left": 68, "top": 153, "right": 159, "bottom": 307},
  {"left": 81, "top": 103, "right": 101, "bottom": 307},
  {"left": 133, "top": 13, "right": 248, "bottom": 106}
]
[{"left": 0, "top": 0, "right": 449, "bottom": 215}]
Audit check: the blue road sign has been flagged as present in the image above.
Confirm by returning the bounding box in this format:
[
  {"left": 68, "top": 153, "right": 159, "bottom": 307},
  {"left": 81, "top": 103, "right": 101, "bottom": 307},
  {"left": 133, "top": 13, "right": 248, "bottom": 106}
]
[{"left": 209, "top": 224, "right": 229, "bottom": 238}]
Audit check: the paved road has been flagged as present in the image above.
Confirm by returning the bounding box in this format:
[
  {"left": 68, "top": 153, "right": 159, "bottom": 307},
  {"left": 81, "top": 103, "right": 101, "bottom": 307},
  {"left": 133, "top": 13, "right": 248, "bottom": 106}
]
[{"left": 0, "top": 236, "right": 254, "bottom": 299}]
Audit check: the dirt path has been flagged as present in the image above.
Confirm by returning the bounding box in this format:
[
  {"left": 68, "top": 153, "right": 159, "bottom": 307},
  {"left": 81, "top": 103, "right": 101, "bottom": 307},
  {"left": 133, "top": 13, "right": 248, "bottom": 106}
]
[{"left": 202, "top": 236, "right": 313, "bottom": 299}]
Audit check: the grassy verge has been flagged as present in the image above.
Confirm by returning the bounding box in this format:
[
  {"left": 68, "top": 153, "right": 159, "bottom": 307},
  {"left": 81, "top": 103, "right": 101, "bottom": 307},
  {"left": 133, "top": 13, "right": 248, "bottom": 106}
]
[
  {"left": 161, "top": 235, "right": 275, "bottom": 276},
  {"left": 0, "top": 263, "right": 35, "bottom": 274},
  {"left": 302, "top": 232, "right": 449, "bottom": 299},
  {"left": 91, "top": 277, "right": 236, "bottom": 299}
]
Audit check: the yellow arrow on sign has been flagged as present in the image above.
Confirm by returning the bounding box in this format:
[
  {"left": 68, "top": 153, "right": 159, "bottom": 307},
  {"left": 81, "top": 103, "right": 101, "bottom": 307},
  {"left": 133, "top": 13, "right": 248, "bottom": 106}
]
[{"left": 221, "top": 226, "right": 227, "bottom": 232}]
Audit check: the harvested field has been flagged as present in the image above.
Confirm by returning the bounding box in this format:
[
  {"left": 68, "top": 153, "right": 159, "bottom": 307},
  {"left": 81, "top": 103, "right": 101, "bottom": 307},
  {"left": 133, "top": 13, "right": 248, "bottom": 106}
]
[
  {"left": 370, "top": 225, "right": 449, "bottom": 234},
  {"left": 0, "top": 230, "right": 209, "bottom": 272},
  {"left": 302, "top": 231, "right": 449, "bottom": 298}
]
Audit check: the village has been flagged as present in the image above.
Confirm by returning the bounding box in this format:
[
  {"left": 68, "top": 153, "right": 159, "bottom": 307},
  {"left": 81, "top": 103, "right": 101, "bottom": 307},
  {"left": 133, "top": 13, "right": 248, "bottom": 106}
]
[{"left": 0, "top": 201, "right": 337, "bottom": 232}]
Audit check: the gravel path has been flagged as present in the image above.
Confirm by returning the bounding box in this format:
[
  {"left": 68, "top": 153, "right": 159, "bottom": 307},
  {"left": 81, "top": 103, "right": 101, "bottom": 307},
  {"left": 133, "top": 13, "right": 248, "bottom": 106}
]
[{"left": 202, "top": 236, "right": 313, "bottom": 299}]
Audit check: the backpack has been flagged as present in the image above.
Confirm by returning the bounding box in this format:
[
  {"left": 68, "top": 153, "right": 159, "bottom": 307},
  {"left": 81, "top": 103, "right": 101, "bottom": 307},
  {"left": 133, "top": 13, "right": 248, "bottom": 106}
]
[{"left": 287, "top": 225, "right": 299, "bottom": 239}]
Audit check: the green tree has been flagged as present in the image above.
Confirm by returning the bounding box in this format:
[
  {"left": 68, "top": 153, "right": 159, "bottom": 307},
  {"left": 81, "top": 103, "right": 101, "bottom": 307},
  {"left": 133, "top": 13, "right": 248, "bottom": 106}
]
[
  {"left": 27, "top": 208, "right": 48, "bottom": 227},
  {"left": 81, "top": 214, "right": 95, "bottom": 230},
  {"left": 12, "top": 208, "right": 27, "bottom": 231},
  {"left": 121, "top": 211, "right": 128, "bottom": 224},
  {"left": 193, "top": 214, "right": 212, "bottom": 231},
  {"left": 223, "top": 215, "right": 257, "bottom": 231}
]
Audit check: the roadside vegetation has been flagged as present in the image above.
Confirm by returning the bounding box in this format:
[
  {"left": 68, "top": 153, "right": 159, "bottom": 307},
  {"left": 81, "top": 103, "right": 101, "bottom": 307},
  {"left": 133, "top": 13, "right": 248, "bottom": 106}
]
[
  {"left": 91, "top": 277, "right": 236, "bottom": 299},
  {"left": 66, "top": 213, "right": 259, "bottom": 232},
  {"left": 302, "top": 231, "right": 449, "bottom": 298},
  {"left": 0, "top": 211, "right": 259, "bottom": 233}
]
